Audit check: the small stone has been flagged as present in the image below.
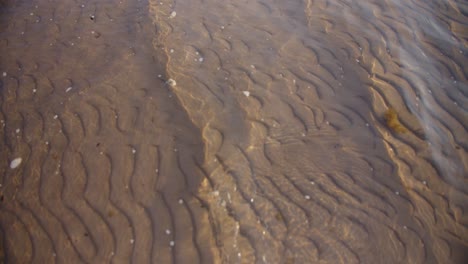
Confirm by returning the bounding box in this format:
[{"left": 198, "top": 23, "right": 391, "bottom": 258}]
[
  {"left": 250, "top": 198, "right": 254, "bottom": 203},
  {"left": 130, "top": 239, "right": 134, "bottom": 244},
  {"left": 54, "top": 115, "right": 58, "bottom": 119},
  {"left": 169, "top": 11, "right": 176, "bottom": 18},
  {"left": 170, "top": 49, "right": 174, "bottom": 53},
  {"left": 169, "top": 241, "right": 175, "bottom": 247},
  {"left": 66, "top": 87, "right": 72, "bottom": 93},
  {"left": 132, "top": 148, "right": 136, "bottom": 154},
  {"left": 2, "top": 72, "right": 6, "bottom": 77},
  {"left": 165, "top": 229, "right": 171, "bottom": 235},
  {"left": 10, "top": 158, "right": 22, "bottom": 169},
  {"left": 304, "top": 195, "right": 311, "bottom": 200},
  {"left": 395, "top": 191, "right": 400, "bottom": 195},
  {"left": 15, "top": 128, "right": 20, "bottom": 133},
  {"left": 243, "top": 91, "right": 250, "bottom": 97},
  {"left": 199, "top": 57, "right": 204, "bottom": 62},
  {"left": 166, "top": 79, "right": 176, "bottom": 87},
  {"left": 178, "top": 199, "right": 183, "bottom": 204},
  {"left": 310, "top": 181, "right": 315, "bottom": 185}
]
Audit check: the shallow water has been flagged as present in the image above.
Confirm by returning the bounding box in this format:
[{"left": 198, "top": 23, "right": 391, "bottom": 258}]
[{"left": 1, "top": 0, "right": 467, "bottom": 263}]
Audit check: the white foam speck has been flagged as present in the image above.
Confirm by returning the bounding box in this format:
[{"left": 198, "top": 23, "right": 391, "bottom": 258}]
[{"left": 10, "top": 158, "right": 22, "bottom": 169}]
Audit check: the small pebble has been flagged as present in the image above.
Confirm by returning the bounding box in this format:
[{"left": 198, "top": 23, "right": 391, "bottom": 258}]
[
  {"left": 178, "top": 199, "right": 183, "bottom": 204},
  {"left": 54, "top": 115, "right": 58, "bottom": 119},
  {"left": 305, "top": 195, "right": 311, "bottom": 200},
  {"left": 2, "top": 72, "right": 6, "bottom": 77},
  {"left": 199, "top": 57, "right": 204, "bottom": 62},
  {"left": 15, "top": 128, "right": 20, "bottom": 133},
  {"left": 130, "top": 239, "right": 134, "bottom": 244},
  {"left": 166, "top": 79, "right": 176, "bottom": 87},
  {"left": 169, "top": 241, "right": 175, "bottom": 247},
  {"left": 165, "top": 229, "right": 171, "bottom": 235},
  {"left": 10, "top": 158, "right": 22, "bottom": 169},
  {"left": 169, "top": 11, "right": 176, "bottom": 18},
  {"left": 243, "top": 91, "right": 250, "bottom": 97},
  {"left": 132, "top": 148, "right": 136, "bottom": 154},
  {"left": 66, "top": 87, "right": 72, "bottom": 93}
]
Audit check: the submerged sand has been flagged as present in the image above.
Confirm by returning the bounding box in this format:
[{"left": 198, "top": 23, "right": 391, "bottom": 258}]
[{"left": 1, "top": 0, "right": 467, "bottom": 263}]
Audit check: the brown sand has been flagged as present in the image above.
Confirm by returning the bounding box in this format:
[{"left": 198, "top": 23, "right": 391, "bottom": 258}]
[{"left": 1, "top": 0, "right": 467, "bottom": 263}]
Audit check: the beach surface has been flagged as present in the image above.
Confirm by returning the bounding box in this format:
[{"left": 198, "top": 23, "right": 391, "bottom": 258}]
[{"left": 1, "top": 0, "right": 467, "bottom": 263}]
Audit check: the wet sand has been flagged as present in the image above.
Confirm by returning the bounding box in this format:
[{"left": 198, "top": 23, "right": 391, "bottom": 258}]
[{"left": 1, "top": 0, "right": 467, "bottom": 263}]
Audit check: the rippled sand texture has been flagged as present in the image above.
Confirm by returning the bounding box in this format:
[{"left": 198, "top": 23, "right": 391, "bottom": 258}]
[
  {"left": 151, "top": 0, "right": 468, "bottom": 263},
  {"left": 1, "top": 0, "right": 467, "bottom": 263},
  {"left": 0, "top": 0, "right": 219, "bottom": 263}
]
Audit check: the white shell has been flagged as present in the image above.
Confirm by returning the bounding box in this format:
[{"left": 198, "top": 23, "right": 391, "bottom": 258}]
[{"left": 10, "top": 158, "right": 22, "bottom": 169}]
